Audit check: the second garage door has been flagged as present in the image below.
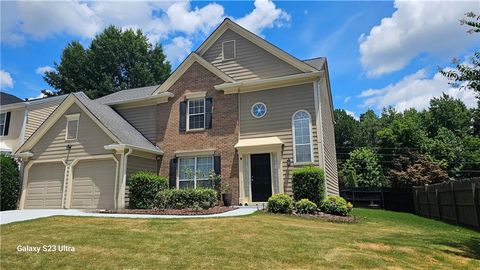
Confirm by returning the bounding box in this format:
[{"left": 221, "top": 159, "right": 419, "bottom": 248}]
[
  {"left": 71, "top": 159, "right": 116, "bottom": 209},
  {"left": 25, "top": 162, "right": 65, "bottom": 209}
]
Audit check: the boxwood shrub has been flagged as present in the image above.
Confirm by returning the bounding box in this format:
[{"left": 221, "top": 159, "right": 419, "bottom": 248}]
[
  {"left": 156, "top": 188, "right": 218, "bottom": 209},
  {"left": 128, "top": 171, "right": 168, "bottom": 209},
  {"left": 295, "top": 199, "right": 317, "bottom": 215},
  {"left": 0, "top": 154, "right": 20, "bottom": 211},
  {"left": 267, "top": 194, "right": 293, "bottom": 214},
  {"left": 292, "top": 166, "right": 325, "bottom": 206},
  {"left": 320, "top": 195, "right": 353, "bottom": 216}
]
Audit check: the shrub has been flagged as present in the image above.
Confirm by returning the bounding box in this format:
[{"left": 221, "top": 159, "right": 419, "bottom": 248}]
[
  {"left": 292, "top": 166, "right": 325, "bottom": 205},
  {"left": 128, "top": 171, "right": 168, "bottom": 209},
  {"left": 156, "top": 188, "right": 218, "bottom": 209},
  {"left": 267, "top": 194, "right": 293, "bottom": 214},
  {"left": 0, "top": 154, "right": 20, "bottom": 211},
  {"left": 320, "top": 196, "right": 353, "bottom": 216},
  {"left": 295, "top": 199, "right": 317, "bottom": 215}
]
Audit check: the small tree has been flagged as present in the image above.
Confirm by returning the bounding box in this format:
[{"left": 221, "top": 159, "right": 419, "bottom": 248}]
[
  {"left": 0, "top": 154, "right": 20, "bottom": 211},
  {"left": 389, "top": 152, "right": 449, "bottom": 187},
  {"left": 340, "top": 148, "right": 386, "bottom": 187},
  {"left": 292, "top": 166, "right": 325, "bottom": 206}
]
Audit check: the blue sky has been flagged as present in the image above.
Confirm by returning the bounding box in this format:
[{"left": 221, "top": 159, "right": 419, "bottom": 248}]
[{"left": 1, "top": 0, "right": 479, "bottom": 118}]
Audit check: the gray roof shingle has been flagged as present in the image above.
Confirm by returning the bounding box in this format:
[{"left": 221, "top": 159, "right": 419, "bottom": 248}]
[
  {"left": 74, "top": 92, "right": 161, "bottom": 153},
  {"left": 303, "top": 58, "right": 326, "bottom": 71},
  {"left": 95, "top": 85, "right": 159, "bottom": 105},
  {"left": 0, "top": 92, "right": 23, "bottom": 105}
]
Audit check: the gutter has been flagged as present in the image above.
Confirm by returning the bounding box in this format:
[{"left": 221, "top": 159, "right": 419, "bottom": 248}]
[
  {"left": 104, "top": 143, "right": 164, "bottom": 155},
  {"left": 102, "top": 92, "right": 174, "bottom": 106}
]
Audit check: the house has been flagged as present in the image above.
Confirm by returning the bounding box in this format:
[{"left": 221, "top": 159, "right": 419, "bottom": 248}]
[
  {"left": 14, "top": 18, "right": 338, "bottom": 209},
  {"left": 0, "top": 91, "right": 66, "bottom": 154}
]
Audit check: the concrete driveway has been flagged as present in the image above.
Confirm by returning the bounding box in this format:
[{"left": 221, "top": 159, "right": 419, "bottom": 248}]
[{"left": 0, "top": 207, "right": 259, "bottom": 225}]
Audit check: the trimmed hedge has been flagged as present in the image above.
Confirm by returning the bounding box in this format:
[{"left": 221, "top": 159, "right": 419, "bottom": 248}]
[
  {"left": 156, "top": 188, "right": 218, "bottom": 209},
  {"left": 295, "top": 199, "right": 317, "bottom": 214},
  {"left": 0, "top": 154, "right": 20, "bottom": 211},
  {"left": 128, "top": 171, "right": 168, "bottom": 209},
  {"left": 267, "top": 194, "right": 293, "bottom": 214},
  {"left": 320, "top": 195, "right": 353, "bottom": 216},
  {"left": 292, "top": 166, "right": 325, "bottom": 206}
]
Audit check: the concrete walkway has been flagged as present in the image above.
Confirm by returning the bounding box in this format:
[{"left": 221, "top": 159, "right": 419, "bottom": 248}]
[{"left": 0, "top": 207, "right": 259, "bottom": 225}]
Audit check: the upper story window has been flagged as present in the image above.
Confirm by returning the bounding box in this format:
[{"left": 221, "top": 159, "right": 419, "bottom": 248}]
[
  {"left": 0, "top": 112, "right": 8, "bottom": 136},
  {"left": 292, "top": 110, "right": 313, "bottom": 163},
  {"left": 65, "top": 114, "right": 80, "bottom": 141},
  {"left": 222, "top": 40, "right": 236, "bottom": 61},
  {"left": 178, "top": 156, "right": 214, "bottom": 189},
  {"left": 251, "top": 102, "right": 267, "bottom": 118},
  {"left": 187, "top": 99, "right": 205, "bottom": 130}
]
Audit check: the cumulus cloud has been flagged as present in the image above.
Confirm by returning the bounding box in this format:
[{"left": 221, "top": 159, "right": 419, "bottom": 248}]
[
  {"left": 235, "top": 0, "right": 290, "bottom": 35},
  {"left": 0, "top": 70, "right": 14, "bottom": 88},
  {"left": 345, "top": 109, "right": 359, "bottom": 120},
  {"left": 359, "top": 0, "right": 479, "bottom": 77},
  {"left": 359, "top": 68, "right": 477, "bottom": 112},
  {"left": 35, "top": 66, "right": 55, "bottom": 75},
  {"left": 165, "top": 37, "right": 193, "bottom": 63}
]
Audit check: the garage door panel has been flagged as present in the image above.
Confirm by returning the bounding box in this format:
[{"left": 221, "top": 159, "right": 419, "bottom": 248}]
[
  {"left": 25, "top": 163, "right": 64, "bottom": 209},
  {"left": 71, "top": 159, "right": 116, "bottom": 209}
]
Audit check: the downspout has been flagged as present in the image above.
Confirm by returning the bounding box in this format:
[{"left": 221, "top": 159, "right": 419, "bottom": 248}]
[
  {"left": 16, "top": 104, "right": 29, "bottom": 209},
  {"left": 119, "top": 147, "right": 132, "bottom": 209}
]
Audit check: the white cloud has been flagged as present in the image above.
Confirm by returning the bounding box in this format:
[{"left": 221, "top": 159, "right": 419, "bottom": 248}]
[
  {"left": 0, "top": 70, "right": 14, "bottom": 88},
  {"left": 344, "top": 96, "right": 351, "bottom": 103},
  {"left": 35, "top": 66, "right": 55, "bottom": 75},
  {"left": 165, "top": 37, "right": 193, "bottom": 63},
  {"left": 345, "top": 109, "right": 359, "bottom": 120},
  {"left": 359, "top": 0, "right": 479, "bottom": 77},
  {"left": 235, "top": 0, "right": 290, "bottom": 35},
  {"left": 359, "top": 68, "right": 477, "bottom": 112}
]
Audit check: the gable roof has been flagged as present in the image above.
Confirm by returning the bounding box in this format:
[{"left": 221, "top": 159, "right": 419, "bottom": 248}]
[
  {"left": 95, "top": 85, "right": 160, "bottom": 105},
  {"left": 196, "top": 18, "right": 317, "bottom": 74},
  {"left": 16, "top": 92, "right": 162, "bottom": 155},
  {"left": 153, "top": 53, "right": 234, "bottom": 95},
  {"left": 0, "top": 92, "right": 23, "bottom": 105},
  {"left": 303, "top": 58, "right": 326, "bottom": 71}
]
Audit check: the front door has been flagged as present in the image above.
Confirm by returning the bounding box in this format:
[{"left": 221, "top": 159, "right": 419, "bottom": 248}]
[{"left": 250, "top": 153, "right": 272, "bottom": 202}]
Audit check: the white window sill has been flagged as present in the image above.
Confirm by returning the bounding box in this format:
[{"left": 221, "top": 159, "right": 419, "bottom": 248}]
[{"left": 186, "top": 128, "right": 205, "bottom": 133}]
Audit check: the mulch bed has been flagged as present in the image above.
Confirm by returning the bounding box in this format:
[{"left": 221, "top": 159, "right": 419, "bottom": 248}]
[
  {"left": 264, "top": 210, "right": 356, "bottom": 223},
  {"left": 98, "top": 206, "right": 238, "bottom": 216}
]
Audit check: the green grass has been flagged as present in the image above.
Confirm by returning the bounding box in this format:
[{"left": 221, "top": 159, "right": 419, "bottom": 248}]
[{"left": 1, "top": 209, "right": 479, "bottom": 269}]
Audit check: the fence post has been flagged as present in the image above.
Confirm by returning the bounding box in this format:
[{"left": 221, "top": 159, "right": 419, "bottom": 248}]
[
  {"left": 380, "top": 189, "right": 385, "bottom": 209},
  {"left": 472, "top": 183, "right": 479, "bottom": 230},
  {"left": 425, "top": 185, "right": 431, "bottom": 218},
  {"left": 451, "top": 182, "right": 459, "bottom": 225},
  {"left": 414, "top": 189, "right": 419, "bottom": 214},
  {"left": 352, "top": 190, "right": 355, "bottom": 206},
  {"left": 436, "top": 188, "right": 441, "bottom": 219}
]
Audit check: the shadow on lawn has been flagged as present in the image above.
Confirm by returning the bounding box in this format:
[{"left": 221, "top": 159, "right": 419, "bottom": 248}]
[{"left": 437, "top": 237, "right": 480, "bottom": 260}]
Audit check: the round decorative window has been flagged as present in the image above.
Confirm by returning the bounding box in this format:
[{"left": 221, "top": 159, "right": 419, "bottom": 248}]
[{"left": 251, "top": 102, "right": 267, "bottom": 118}]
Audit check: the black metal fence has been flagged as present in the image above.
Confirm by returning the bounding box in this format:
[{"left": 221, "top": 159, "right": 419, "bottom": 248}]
[
  {"left": 340, "top": 187, "right": 415, "bottom": 213},
  {"left": 413, "top": 178, "right": 480, "bottom": 230}
]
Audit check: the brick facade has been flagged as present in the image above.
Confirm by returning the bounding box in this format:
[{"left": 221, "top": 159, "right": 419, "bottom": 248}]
[{"left": 156, "top": 62, "right": 240, "bottom": 204}]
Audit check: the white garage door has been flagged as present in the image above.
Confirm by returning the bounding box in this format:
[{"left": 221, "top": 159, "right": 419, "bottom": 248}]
[
  {"left": 71, "top": 159, "right": 116, "bottom": 209},
  {"left": 25, "top": 162, "right": 65, "bottom": 209}
]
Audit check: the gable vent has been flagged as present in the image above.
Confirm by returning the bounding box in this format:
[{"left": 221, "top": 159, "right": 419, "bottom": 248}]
[{"left": 222, "top": 40, "right": 236, "bottom": 60}]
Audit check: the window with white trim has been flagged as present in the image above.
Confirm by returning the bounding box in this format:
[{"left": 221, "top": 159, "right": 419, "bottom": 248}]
[
  {"left": 292, "top": 110, "right": 313, "bottom": 163},
  {"left": 222, "top": 40, "right": 236, "bottom": 60},
  {"left": 187, "top": 98, "right": 205, "bottom": 130},
  {"left": 178, "top": 156, "right": 214, "bottom": 189},
  {"left": 0, "top": 113, "right": 7, "bottom": 136},
  {"left": 65, "top": 114, "right": 80, "bottom": 141}
]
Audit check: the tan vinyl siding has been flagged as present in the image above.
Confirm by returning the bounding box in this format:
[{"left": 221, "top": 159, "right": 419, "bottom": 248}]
[
  {"left": 126, "top": 155, "right": 157, "bottom": 177},
  {"left": 116, "top": 106, "right": 157, "bottom": 143},
  {"left": 320, "top": 77, "right": 339, "bottom": 195},
  {"left": 239, "top": 83, "right": 319, "bottom": 193},
  {"left": 30, "top": 104, "right": 115, "bottom": 161},
  {"left": 202, "top": 29, "right": 301, "bottom": 81},
  {"left": 24, "top": 98, "right": 64, "bottom": 140}
]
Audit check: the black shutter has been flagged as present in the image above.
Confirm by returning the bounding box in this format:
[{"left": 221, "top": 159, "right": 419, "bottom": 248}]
[
  {"left": 3, "top": 112, "right": 11, "bottom": 136},
  {"left": 179, "top": 101, "right": 187, "bottom": 132},
  {"left": 214, "top": 155, "right": 221, "bottom": 175},
  {"left": 169, "top": 158, "right": 178, "bottom": 188},
  {"left": 205, "top": 98, "right": 213, "bottom": 129}
]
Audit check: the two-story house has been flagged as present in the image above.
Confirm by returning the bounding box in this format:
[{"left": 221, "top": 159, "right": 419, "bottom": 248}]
[{"left": 14, "top": 19, "right": 338, "bottom": 209}]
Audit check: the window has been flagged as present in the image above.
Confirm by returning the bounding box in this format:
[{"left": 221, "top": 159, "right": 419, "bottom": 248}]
[
  {"left": 187, "top": 99, "right": 205, "bottom": 130},
  {"left": 65, "top": 114, "right": 80, "bottom": 141},
  {"left": 222, "top": 40, "right": 236, "bottom": 60},
  {"left": 292, "top": 110, "right": 313, "bottom": 163},
  {"left": 0, "top": 113, "right": 7, "bottom": 136},
  {"left": 251, "top": 102, "right": 267, "bottom": 118},
  {"left": 178, "top": 156, "right": 214, "bottom": 189}
]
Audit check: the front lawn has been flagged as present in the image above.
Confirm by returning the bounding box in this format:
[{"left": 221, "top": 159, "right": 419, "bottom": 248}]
[{"left": 1, "top": 209, "right": 479, "bottom": 269}]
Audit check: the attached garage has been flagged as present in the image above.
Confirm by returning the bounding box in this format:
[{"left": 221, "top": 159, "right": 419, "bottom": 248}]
[
  {"left": 70, "top": 159, "right": 116, "bottom": 209},
  {"left": 25, "top": 162, "right": 65, "bottom": 209}
]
